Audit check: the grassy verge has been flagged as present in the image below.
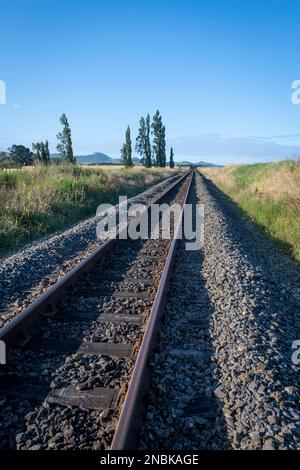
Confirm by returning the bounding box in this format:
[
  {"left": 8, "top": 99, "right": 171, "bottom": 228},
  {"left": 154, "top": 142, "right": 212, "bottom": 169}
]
[
  {"left": 0, "top": 165, "right": 177, "bottom": 255},
  {"left": 200, "top": 160, "right": 300, "bottom": 263}
]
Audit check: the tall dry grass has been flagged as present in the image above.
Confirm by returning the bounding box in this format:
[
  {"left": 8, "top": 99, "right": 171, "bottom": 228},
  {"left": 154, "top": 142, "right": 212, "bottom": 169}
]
[
  {"left": 200, "top": 160, "right": 300, "bottom": 262},
  {"left": 0, "top": 165, "right": 176, "bottom": 255}
]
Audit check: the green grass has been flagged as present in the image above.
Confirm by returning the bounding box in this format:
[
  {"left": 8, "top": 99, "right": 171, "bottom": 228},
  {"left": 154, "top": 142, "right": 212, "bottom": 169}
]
[
  {"left": 201, "top": 160, "right": 300, "bottom": 263},
  {"left": 0, "top": 165, "right": 176, "bottom": 256},
  {"left": 232, "top": 164, "right": 270, "bottom": 188}
]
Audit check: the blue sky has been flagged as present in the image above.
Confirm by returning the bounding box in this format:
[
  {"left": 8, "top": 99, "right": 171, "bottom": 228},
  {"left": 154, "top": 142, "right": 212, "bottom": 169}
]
[{"left": 1, "top": 0, "right": 300, "bottom": 164}]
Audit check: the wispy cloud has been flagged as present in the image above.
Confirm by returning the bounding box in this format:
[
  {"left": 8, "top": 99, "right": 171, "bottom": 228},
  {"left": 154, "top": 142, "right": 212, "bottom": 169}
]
[
  {"left": 249, "top": 134, "right": 300, "bottom": 143},
  {"left": 12, "top": 103, "right": 22, "bottom": 110},
  {"left": 168, "top": 134, "right": 300, "bottom": 164}
]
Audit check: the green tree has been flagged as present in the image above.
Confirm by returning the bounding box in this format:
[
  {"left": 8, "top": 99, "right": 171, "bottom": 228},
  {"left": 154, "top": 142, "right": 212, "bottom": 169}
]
[
  {"left": 169, "top": 147, "right": 175, "bottom": 168},
  {"left": 145, "top": 114, "right": 152, "bottom": 167},
  {"left": 32, "top": 140, "right": 51, "bottom": 165},
  {"left": 44, "top": 140, "right": 51, "bottom": 163},
  {"left": 56, "top": 113, "right": 76, "bottom": 164},
  {"left": 136, "top": 114, "right": 152, "bottom": 167},
  {"left": 121, "top": 126, "right": 133, "bottom": 168},
  {"left": 152, "top": 110, "right": 166, "bottom": 167},
  {"left": 9, "top": 145, "right": 33, "bottom": 166},
  {"left": 0, "top": 151, "right": 11, "bottom": 169},
  {"left": 32, "top": 142, "right": 42, "bottom": 163}
]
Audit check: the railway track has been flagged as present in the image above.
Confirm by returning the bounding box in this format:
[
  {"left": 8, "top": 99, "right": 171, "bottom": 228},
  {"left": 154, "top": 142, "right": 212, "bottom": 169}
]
[{"left": 0, "top": 170, "right": 194, "bottom": 450}]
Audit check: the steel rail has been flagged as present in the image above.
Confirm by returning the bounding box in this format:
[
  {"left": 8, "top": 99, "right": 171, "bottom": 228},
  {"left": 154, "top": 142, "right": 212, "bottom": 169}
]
[
  {"left": 0, "top": 171, "right": 191, "bottom": 348},
  {"left": 111, "top": 170, "right": 195, "bottom": 450}
]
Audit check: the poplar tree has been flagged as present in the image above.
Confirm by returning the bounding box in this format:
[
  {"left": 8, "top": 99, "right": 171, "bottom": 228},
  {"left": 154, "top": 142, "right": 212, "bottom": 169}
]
[
  {"left": 136, "top": 114, "right": 152, "bottom": 167},
  {"left": 145, "top": 114, "right": 152, "bottom": 167},
  {"left": 32, "top": 142, "right": 42, "bottom": 163},
  {"left": 32, "top": 140, "right": 51, "bottom": 165},
  {"left": 152, "top": 110, "right": 166, "bottom": 167},
  {"left": 169, "top": 147, "right": 175, "bottom": 168},
  {"left": 44, "top": 140, "right": 51, "bottom": 163},
  {"left": 56, "top": 113, "right": 76, "bottom": 164},
  {"left": 121, "top": 126, "right": 133, "bottom": 168}
]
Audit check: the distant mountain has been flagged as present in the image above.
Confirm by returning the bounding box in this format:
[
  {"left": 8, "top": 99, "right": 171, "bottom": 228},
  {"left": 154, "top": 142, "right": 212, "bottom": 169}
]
[
  {"left": 51, "top": 152, "right": 122, "bottom": 164},
  {"left": 76, "top": 152, "right": 119, "bottom": 164},
  {"left": 73, "top": 153, "right": 142, "bottom": 165},
  {"left": 51, "top": 152, "right": 220, "bottom": 167},
  {"left": 197, "top": 161, "right": 223, "bottom": 167},
  {"left": 177, "top": 160, "right": 223, "bottom": 167}
]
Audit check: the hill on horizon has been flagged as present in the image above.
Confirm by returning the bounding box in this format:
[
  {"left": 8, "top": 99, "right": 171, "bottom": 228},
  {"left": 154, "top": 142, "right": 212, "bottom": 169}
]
[
  {"left": 51, "top": 152, "right": 221, "bottom": 167},
  {"left": 76, "top": 152, "right": 118, "bottom": 164},
  {"left": 176, "top": 160, "right": 223, "bottom": 167},
  {"left": 74, "top": 153, "right": 141, "bottom": 165}
]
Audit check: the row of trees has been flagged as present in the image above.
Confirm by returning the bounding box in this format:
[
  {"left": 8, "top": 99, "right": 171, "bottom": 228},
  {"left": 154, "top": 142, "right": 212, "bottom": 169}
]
[
  {"left": 0, "top": 114, "right": 75, "bottom": 167},
  {"left": 32, "top": 141, "right": 51, "bottom": 165},
  {"left": 121, "top": 110, "right": 175, "bottom": 168},
  {"left": 1, "top": 111, "right": 176, "bottom": 169}
]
